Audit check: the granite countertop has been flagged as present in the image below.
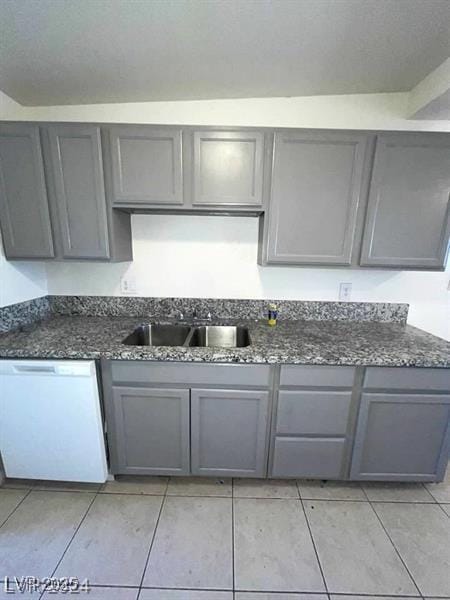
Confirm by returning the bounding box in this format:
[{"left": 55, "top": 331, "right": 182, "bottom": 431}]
[{"left": 0, "top": 315, "right": 448, "bottom": 367}]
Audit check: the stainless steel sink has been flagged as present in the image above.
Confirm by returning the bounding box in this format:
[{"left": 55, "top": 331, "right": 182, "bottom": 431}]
[
  {"left": 122, "top": 323, "right": 191, "bottom": 347},
  {"left": 188, "top": 326, "right": 250, "bottom": 348}
]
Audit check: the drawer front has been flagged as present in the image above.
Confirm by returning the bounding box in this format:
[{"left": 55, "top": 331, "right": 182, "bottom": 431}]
[
  {"left": 111, "top": 361, "right": 271, "bottom": 387},
  {"left": 271, "top": 436, "right": 346, "bottom": 479},
  {"left": 280, "top": 365, "right": 355, "bottom": 388},
  {"left": 277, "top": 390, "right": 352, "bottom": 435},
  {"left": 364, "top": 367, "right": 450, "bottom": 391}
]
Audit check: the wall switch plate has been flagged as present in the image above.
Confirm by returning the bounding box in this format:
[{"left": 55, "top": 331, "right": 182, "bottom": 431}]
[
  {"left": 339, "top": 282, "right": 352, "bottom": 301},
  {"left": 120, "top": 274, "right": 137, "bottom": 295}
]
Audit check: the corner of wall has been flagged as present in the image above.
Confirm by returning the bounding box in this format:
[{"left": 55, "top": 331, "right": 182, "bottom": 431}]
[{"left": 0, "top": 231, "right": 49, "bottom": 307}]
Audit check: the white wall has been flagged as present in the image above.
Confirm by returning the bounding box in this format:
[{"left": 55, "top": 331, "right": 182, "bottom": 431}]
[
  {"left": 2, "top": 91, "right": 450, "bottom": 338},
  {"left": 0, "top": 232, "right": 48, "bottom": 307},
  {"left": 45, "top": 215, "right": 450, "bottom": 340}
]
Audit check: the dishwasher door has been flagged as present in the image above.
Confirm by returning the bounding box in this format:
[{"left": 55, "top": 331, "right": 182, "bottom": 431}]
[{"left": 0, "top": 360, "right": 108, "bottom": 483}]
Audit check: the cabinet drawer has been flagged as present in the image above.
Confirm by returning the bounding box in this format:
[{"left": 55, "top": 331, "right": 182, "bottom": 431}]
[
  {"left": 280, "top": 365, "right": 355, "bottom": 388},
  {"left": 271, "top": 437, "right": 346, "bottom": 479},
  {"left": 364, "top": 368, "right": 450, "bottom": 391},
  {"left": 277, "top": 390, "right": 352, "bottom": 435}
]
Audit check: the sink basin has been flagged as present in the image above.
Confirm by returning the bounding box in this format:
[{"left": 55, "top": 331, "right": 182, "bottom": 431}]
[
  {"left": 189, "top": 326, "right": 250, "bottom": 348},
  {"left": 122, "top": 324, "right": 191, "bottom": 347}
]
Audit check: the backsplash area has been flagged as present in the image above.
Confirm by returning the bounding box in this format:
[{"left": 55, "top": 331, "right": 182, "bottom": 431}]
[
  {"left": 0, "top": 295, "right": 409, "bottom": 333},
  {"left": 42, "top": 215, "right": 449, "bottom": 340},
  {"left": 0, "top": 296, "right": 51, "bottom": 333}
]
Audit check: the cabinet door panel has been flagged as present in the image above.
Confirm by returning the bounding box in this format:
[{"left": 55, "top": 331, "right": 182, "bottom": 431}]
[
  {"left": 271, "top": 437, "right": 346, "bottom": 479},
  {"left": 193, "top": 130, "right": 264, "bottom": 207},
  {"left": 360, "top": 134, "right": 450, "bottom": 268},
  {"left": 48, "top": 125, "right": 110, "bottom": 259},
  {"left": 109, "top": 126, "right": 183, "bottom": 205},
  {"left": 111, "top": 387, "right": 190, "bottom": 475},
  {"left": 0, "top": 124, "right": 54, "bottom": 258},
  {"left": 266, "top": 131, "right": 369, "bottom": 265},
  {"left": 350, "top": 393, "right": 450, "bottom": 482},
  {"left": 191, "top": 388, "right": 269, "bottom": 477}
]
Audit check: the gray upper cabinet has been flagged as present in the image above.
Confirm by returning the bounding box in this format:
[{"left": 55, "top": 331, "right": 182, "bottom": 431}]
[
  {"left": 47, "top": 125, "right": 111, "bottom": 259},
  {"left": 191, "top": 388, "right": 270, "bottom": 477},
  {"left": 360, "top": 133, "right": 450, "bottom": 269},
  {"left": 192, "top": 130, "right": 264, "bottom": 208},
  {"left": 0, "top": 124, "right": 54, "bottom": 259},
  {"left": 107, "top": 125, "right": 183, "bottom": 206},
  {"left": 110, "top": 386, "right": 190, "bottom": 476},
  {"left": 263, "top": 130, "right": 371, "bottom": 266}
]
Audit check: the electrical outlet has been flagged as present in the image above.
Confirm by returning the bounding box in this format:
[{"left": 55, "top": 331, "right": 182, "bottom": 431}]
[
  {"left": 120, "top": 275, "right": 137, "bottom": 295},
  {"left": 339, "top": 282, "right": 352, "bottom": 302}
]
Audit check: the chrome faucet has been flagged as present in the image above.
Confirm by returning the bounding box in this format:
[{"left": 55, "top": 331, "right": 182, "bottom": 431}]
[
  {"left": 168, "top": 309, "right": 184, "bottom": 320},
  {"left": 192, "top": 308, "right": 212, "bottom": 321}
]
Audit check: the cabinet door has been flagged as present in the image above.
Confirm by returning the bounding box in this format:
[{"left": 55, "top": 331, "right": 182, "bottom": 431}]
[
  {"left": 192, "top": 130, "right": 264, "bottom": 207},
  {"left": 350, "top": 393, "right": 450, "bottom": 482},
  {"left": 360, "top": 133, "right": 450, "bottom": 269},
  {"left": 111, "top": 387, "right": 190, "bottom": 475},
  {"left": 0, "top": 124, "right": 54, "bottom": 258},
  {"left": 108, "top": 126, "right": 183, "bottom": 206},
  {"left": 265, "top": 130, "right": 370, "bottom": 265},
  {"left": 191, "top": 388, "right": 269, "bottom": 477},
  {"left": 47, "top": 125, "right": 110, "bottom": 259}
]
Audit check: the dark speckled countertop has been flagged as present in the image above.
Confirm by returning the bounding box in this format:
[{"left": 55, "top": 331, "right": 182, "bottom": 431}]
[{"left": 0, "top": 315, "right": 448, "bottom": 367}]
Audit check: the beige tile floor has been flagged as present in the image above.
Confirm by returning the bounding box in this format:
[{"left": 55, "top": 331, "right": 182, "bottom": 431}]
[{"left": 0, "top": 469, "right": 449, "bottom": 599}]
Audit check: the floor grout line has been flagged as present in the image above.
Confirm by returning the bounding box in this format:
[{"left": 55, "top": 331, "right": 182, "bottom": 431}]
[
  {"left": 299, "top": 488, "right": 329, "bottom": 595},
  {"left": 4, "top": 487, "right": 443, "bottom": 503},
  {"left": 41, "top": 488, "right": 100, "bottom": 600},
  {"left": 420, "top": 482, "right": 440, "bottom": 503},
  {"left": 437, "top": 502, "right": 450, "bottom": 518},
  {"left": 137, "top": 487, "right": 168, "bottom": 592},
  {"left": 0, "top": 487, "right": 33, "bottom": 530},
  {"left": 363, "top": 487, "right": 423, "bottom": 598}
]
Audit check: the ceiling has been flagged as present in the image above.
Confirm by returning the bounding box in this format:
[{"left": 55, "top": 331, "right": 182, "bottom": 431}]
[{"left": 0, "top": 0, "right": 449, "bottom": 107}]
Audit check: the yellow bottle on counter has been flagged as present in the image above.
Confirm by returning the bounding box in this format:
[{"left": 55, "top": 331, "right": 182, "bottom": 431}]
[{"left": 268, "top": 303, "right": 278, "bottom": 326}]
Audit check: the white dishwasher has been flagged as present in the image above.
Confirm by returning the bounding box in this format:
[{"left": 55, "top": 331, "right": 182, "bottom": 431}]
[{"left": 0, "top": 359, "right": 108, "bottom": 483}]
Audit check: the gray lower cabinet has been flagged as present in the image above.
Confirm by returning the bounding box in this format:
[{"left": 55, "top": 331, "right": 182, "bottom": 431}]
[
  {"left": 262, "top": 130, "right": 371, "bottom": 266},
  {"left": 350, "top": 392, "right": 450, "bottom": 482},
  {"left": 270, "top": 365, "right": 355, "bottom": 479},
  {"left": 110, "top": 386, "right": 190, "bottom": 475},
  {"left": 192, "top": 130, "right": 264, "bottom": 208},
  {"left": 107, "top": 125, "right": 184, "bottom": 207},
  {"left": 0, "top": 123, "right": 54, "bottom": 258},
  {"left": 190, "top": 388, "right": 270, "bottom": 477},
  {"left": 360, "top": 133, "right": 450, "bottom": 269}
]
